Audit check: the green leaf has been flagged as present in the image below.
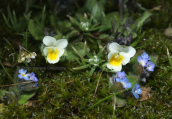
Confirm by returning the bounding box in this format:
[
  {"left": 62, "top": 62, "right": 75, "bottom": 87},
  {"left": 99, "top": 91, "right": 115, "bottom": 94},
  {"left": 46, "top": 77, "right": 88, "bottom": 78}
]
[
  {"left": 0, "top": 103, "right": 4, "bottom": 113},
  {"left": 97, "top": 46, "right": 106, "bottom": 57},
  {"left": 89, "top": 66, "right": 96, "bottom": 76},
  {"left": 127, "top": 76, "right": 139, "bottom": 87},
  {"left": 66, "top": 30, "right": 79, "bottom": 39},
  {"left": 73, "top": 64, "right": 90, "bottom": 70},
  {"left": 91, "top": 4, "right": 102, "bottom": 22},
  {"left": 67, "top": 15, "right": 80, "bottom": 27},
  {"left": 110, "top": 82, "right": 123, "bottom": 93},
  {"left": 18, "top": 91, "right": 36, "bottom": 104},
  {"left": 130, "top": 50, "right": 145, "bottom": 66},
  {"left": 136, "top": 11, "right": 152, "bottom": 29},
  {"left": 132, "top": 65, "right": 143, "bottom": 76},
  {"left": 0, "top": 90, "right": 8, "bottom": 100},
  {"left": 28, "top": 20, "right": 44, "bottom": 40},
  {"left": 65, "top": 42, "right": 86, "bottom": 61},
  {"left": 149, "top": 56, "right": 158, "bottom": 65},
  {"left": 53, "top": 34, "right": 63, "bottom": 40},
  {"left": 114, "top": 96, "right": 126, "bottom": 107},
  {"left": 84, "top": 0, "right": 97, "bottom": 12}
]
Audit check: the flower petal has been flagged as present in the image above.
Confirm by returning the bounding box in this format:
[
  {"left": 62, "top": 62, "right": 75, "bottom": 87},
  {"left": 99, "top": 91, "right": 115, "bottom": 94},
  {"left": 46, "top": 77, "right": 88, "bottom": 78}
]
[
  {"left": 108, "top": 42, "right": 123, "bottom": 52},
  {"left": 107, "top": 63, "right": 122, "bottom": 71},
  {"left": 54, "top": 47, "right": 64, "bottom": 57},
  {"left": 120, "top": 52, "right": 130, "bottom": 65},
  {"left": 43, "top": 36, "right": 56, "bottom": 46},
  {"left": 43, "top": 47, "right": 52, "bottom": 56},
  {"left": 18, "top": 74, "right": 23, "bottom": 79},
  {"left": 24, "top": 76, "right": 29, "bottom": 81},
  {"left": 107, "top": 51, "right": 119, "bottom": 60},
  {"left": 53, "top": 39, "right": 68, "bottom": 49},
  {"left": 47, "top": 56, "right": 60, "bottom": 64},
  {"left": 122, "top": 46, "right": 136, "bottom": 57}
]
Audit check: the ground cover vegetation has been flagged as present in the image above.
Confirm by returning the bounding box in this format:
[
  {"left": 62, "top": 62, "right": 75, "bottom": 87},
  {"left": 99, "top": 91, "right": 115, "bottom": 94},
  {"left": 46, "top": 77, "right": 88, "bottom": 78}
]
[{"left": 0, "top": 0, "right": 172, "bottom": 118}]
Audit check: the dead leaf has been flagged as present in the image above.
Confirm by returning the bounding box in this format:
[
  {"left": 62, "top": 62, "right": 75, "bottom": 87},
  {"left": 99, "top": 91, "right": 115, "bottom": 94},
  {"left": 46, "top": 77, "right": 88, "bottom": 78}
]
[
  {"left": 139, "top": 87, "right": 151, "bottom": 101},
  {"left": 3, "top": 62, "right": 13, "bottom": 67},
  {"left": 151, "top": 5, "right": 161, "bottom": 11}
]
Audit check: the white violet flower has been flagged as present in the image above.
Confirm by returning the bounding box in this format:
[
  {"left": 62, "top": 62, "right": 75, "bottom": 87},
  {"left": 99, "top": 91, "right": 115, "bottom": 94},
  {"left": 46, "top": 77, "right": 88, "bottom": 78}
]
[
  {"left": 107, "top": 42, "right": 136, "bottom": 71},
  {"left": 43, "top": 36, "right": 68, "bottom": 64}
]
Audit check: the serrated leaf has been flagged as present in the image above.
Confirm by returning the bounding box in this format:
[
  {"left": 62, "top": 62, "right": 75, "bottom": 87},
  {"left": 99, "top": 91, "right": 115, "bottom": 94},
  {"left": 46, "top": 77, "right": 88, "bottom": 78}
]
[
  {"left": 130, "top": 50, "right": 145, "bottom": 66},
  {"left": 18, "top": 91, "right": 36, "bottom": 104},
  {"left": 127, "top": 76, "right": 139, "bottom": 87},
  {"left": 133, "top": 65, "right": 143, "bottom": 76},
  {"left": 149, "top": 56, "right": 158, "bottom": 65},
  {"left": 28, "top": 20, "right": 44, "bottom": 40}
]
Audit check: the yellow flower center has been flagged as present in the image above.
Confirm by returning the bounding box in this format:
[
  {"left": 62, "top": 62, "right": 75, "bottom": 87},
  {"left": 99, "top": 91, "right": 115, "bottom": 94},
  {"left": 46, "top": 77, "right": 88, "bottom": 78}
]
[
  {"left": 22, "top": 74, "right": 26, "bottom": 77},
  {"left": 47, "top": 48, "right": 59, "bottom": 60},
  {"left": 109, "top": 53, "right": 124, "bottom": 66}
]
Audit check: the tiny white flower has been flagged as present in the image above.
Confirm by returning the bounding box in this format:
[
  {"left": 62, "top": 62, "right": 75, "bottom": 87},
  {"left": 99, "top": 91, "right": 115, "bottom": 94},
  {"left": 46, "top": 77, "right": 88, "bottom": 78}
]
[
  {"left": 26, "top": 54, "right": 30, "bottom": 59},
  {"left": 107, "top": 42, "right": 136, "bottom": 71},
  {"left": 21, "top": 57, "right": 25, "bottom": 62},
  {"left": 21, "top": 52, "right": 25, "bottom": 57},
  {"left": 30, "top": 52, "right": 37, "bottom": 59},
  {"left": 26, "top": 58, "right": 31, "bottom": 63},
  {"left": 94, "top": 64, "right": 97, "bottom": 66},
  {"left": 94, "top": 56, "right": 97, "bottom": 58},
  {"left": 89, "top": 59, "right": 93, "bottom": 62},
  {"left": 94, "top": 58, "right": 99, "bottom": 62},
  {"left": 43, "top": 36, "right": 68, "bottom": 64}
]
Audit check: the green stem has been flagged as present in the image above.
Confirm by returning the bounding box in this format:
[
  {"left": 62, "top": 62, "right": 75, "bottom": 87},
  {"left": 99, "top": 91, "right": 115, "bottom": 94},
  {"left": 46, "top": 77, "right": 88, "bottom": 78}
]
[
  {"left": 88, "top": 88, "right": 130, "bottom": 110},
  {"left": 0, "top": 60, "right": 13, "bottom": 82}
]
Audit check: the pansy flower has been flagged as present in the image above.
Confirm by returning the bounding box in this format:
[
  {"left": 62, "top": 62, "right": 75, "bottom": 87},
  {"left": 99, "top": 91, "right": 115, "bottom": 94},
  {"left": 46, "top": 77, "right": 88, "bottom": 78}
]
[
  {"left": 132, "top": 84, "right": 142, "bottom": 99},
  {"left": 107, "top": 42, "right": 136, "bottom": 71},
  {"left": 18, "top": 69, "right": 30, "bottom": 80},
  {"left": 43, "top": 36, "right": 68, "bottom": 64}
]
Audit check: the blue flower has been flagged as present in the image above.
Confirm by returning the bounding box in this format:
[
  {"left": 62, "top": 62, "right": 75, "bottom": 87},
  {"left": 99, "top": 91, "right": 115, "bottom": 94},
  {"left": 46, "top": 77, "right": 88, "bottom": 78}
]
[
  {"left": 18, "top": 69, "right": 30, "bottom": 80},
  {"left": 29, "top": 72, "right": 38, "bottom": 82},
  {"left": 34, "top": 83, "right": 39, "bottom": 87},
  {"left": 146, "top": 61, "right": 155, "bottom": 72},
  {"left": 141, "top": 52, "right": 151, "bottom": 60},
  {"left": 116, "top": 77, "right": 132, "bottom": 89},
  {"left": 117, "top": 71, "right": 125, "bottom": 79},
  {"left": 138, "top": 56, "right": 148, "bottom": 67},
  {"left": 132, "top": 84, "right": 142, "bottom": 99}
]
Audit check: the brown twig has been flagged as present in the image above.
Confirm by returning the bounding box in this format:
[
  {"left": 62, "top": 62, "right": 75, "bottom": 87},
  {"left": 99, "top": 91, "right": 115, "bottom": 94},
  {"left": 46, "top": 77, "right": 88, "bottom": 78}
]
[
  {"left": 0, "top": 81, "right": 32, "bottom": 87},
  {"left": 92, "top": 67, "right": 105, "bottom": 100}
]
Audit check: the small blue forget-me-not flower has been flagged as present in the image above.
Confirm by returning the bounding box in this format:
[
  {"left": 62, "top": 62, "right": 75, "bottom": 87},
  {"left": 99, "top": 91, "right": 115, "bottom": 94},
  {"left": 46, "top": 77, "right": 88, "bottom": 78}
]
[{"left": 132, "top": 84, "right": 142, "bottom": 99}]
